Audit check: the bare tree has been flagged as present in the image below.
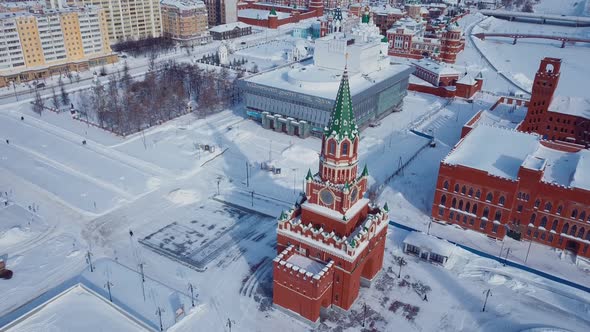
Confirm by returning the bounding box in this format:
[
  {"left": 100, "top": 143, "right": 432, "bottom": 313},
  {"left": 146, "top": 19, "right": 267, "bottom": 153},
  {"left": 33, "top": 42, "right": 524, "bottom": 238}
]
[
  {"left": 51, "top": 87, "right": 60, "bottom": 110},
  {"left": 58, "top": 78, "right": 70, "bottom": 107},
  {"left": 33, "top": 90, "right": 44, "bottom": 116}
]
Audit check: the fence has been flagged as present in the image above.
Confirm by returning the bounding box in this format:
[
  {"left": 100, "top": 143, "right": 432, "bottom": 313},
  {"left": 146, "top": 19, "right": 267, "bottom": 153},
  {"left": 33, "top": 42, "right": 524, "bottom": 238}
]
[{"left": 387, "top": 220, "right": 590, "bottom": 294}]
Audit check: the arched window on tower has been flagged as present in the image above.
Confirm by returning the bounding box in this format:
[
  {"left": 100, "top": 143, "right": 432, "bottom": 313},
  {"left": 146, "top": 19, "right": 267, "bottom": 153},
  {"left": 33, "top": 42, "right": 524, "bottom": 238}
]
[
  {"left": 579, "top": 211, "right": 586, "bottom": 221},
  {"left": 530, "top": 213, "right": 536, "bottom": 225},
  {"left": 341, "top": 142, "right": 349, "bottom": 156},
  {"left": 552, "top": 220, "right": 558, "bottom": 231},
  {"left": 472, "top": 204, "right": 478, "bottom": 215},
  {"left": 483, "top": 207, "right": 489, "bottom": 219},
  {"left": 494, "top": 211, "right": 501, "bottom": 221},
  {"left": 454, "top": 184, "right": 459, "bottom": 193},
  {"left": 544, "top": 202, "right": 552, "bottom": 212},
  {"left": 443, "top": 181, "right": 449, "bottom": 190},
  {"left": 571, "top": 209, "right": 578, "bottom": 219},
  {"left": 578, "top": 227, "right": 585, "bottom": 239},
  {"left": 440, "top": 195, "right": 447, "bottom": 206},
  {"left": 465, "top": 202, "right": 471, "bottom": 213},
  {"left": 476, "top": 190, "right": 481, "bottom": 199},
  {"left": 486, "top": 192, "right": 493, "bottom": 202},
  {"left": 499, "top": 196, "right": 505, "bottom": 206},
  {"left": 468, "top": 188, "right": 474, "bottom": 197},
  {"left": 557, "top": 205, "right": 563, "bottom": 214},
  {"left": 452, "top": 198, "right": 457, "bottom": 208},
  {"left": 461, "top": 186, "right": 466, "bottom": 195},
  {"left": 328, "top": 140, "right": 336, "bottom": 155},
  {"left": 570, "top": 225, "right": 577, "bottom": 237},
  {"left": 458, "top": 200, "right": 463, "bottom": 210}
]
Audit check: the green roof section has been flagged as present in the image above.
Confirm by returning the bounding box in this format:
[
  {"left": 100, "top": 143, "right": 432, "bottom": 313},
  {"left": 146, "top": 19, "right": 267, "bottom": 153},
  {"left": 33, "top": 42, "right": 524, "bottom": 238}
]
[
  {"left": 383, "top": 202, "right": 389, "bottom": 212},
  {"left": 323, "top": 68, "right": 359, "bottom": 141},
  {"left": 305, "top": 169, "right": 313, "bottom": 180},
  {"left": 269, "top": 8, "right": 277, "bottom": 16},
  {"left": 361, "top": 164, "right": 369, "bottom": 177},
  {"left": 381, "top": 35, "right": 388, "bottom": 43}
]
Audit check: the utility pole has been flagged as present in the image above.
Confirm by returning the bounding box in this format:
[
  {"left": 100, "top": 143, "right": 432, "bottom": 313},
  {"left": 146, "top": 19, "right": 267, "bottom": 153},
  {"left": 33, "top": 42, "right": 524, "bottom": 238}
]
[
  {"left": 292, "top": 168, "right": 297, "bottom": 194},
  {"left": 246, "top": 161, "right": 249, "bottom": 187},
  {"left": 482, "top": 289, "right": 492, "bottom": 312},
  {"left": 156, "top": 307, "right": 165, "bottom": 332},
  {"left": 139, "top": 262, "right": 146, "bottom": 301},
  {"left": 503, "top": 248, "right": 511, "bottom": 266},
  {"left": 86, "top": 250, "right": 94, "bottom": 272},
  {"left": 525, "top": 237, "right": 533, "bottom": 264},
  {"left": 216, "top": 177, "right": 221, "bottom": 196},
  {"left": 226, "top": 318, "right": 236, "bottom": 332},
  {"left": 499, "top": 240, "right": 505, "bottom": 260},
  {"left": 251, "top": 191, "right": 254, "bottom": 207},
  {"left": 104, "top": 280, "right": 114, "bottom": 302},
  {"left": 188, "top": 283, "right": 195, "bottom": 307},
  {"left": 362, "top": 302, "right": 368, "bottom": 327},
  {"left": 427, "top": 220, "right": 432, "bottom": 235}
]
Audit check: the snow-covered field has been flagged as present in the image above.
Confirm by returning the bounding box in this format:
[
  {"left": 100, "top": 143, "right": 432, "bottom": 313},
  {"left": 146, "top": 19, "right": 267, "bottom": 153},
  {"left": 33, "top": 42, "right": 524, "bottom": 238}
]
[{"left": 471, "top": 16, "right": 590, "bottom": 96}]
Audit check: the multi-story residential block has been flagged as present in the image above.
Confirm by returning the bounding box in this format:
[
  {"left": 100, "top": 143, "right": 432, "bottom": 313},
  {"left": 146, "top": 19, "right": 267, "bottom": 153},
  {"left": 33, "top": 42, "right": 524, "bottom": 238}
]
[
  {"left": 160, "top": 0, "right": 210, "bottom": 44},
  {"left": 0, "top": 5, "right": 116, "bottom": 87},
  {"left": 73, "top": 0, "right": 162, "bottom": 42},
  {"left": 203, "top": 0, "right": 237, "bottom": 27}
]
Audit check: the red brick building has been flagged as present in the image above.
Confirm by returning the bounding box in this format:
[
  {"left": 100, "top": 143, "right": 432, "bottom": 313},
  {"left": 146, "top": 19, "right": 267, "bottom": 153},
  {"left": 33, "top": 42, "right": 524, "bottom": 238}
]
[
  {"left": 432, "top": 124, "right": 590, "bottom": 259},
  {"left": 518, "top": 57, "right": 590, "bottom": 147},
  {"left": 237, "top": 0, "right": 323, "bottom": 29},
  {"left": 386, "top": 18, "right": 465, "bottom": 63},
  {"left": 273, "top": 68, "right": 389, "bottom": 323},
  {"left": 407, "top": 58, "right": 482, "bottom": 99}
]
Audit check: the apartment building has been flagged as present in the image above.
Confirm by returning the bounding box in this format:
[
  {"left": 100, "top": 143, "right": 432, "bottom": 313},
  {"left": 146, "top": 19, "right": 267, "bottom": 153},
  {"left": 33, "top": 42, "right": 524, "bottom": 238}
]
[
  {"left": 0, "top": 5, "right": 117, "bottom": 87},
  {"left": 69, "top": 0, "right": 162, "bottom": 42},
  {"left": 160, "top": 0, "right": 210, "bottom": 44}
]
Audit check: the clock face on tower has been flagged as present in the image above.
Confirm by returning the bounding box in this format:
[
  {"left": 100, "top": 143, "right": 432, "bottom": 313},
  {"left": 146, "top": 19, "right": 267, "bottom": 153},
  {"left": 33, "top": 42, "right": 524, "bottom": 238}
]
[{"left": 320, "top": 189, "right": 334, "bottom": 205}]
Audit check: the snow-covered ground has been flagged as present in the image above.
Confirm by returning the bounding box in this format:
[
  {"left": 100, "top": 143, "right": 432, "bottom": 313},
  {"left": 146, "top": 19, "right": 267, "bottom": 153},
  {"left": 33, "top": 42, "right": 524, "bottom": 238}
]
[
  {"left": 471, "top": 16, "right": 590, "bottom": 96},
  {"left": 1, "top": 12, "right": 590, "bottom": 330}
]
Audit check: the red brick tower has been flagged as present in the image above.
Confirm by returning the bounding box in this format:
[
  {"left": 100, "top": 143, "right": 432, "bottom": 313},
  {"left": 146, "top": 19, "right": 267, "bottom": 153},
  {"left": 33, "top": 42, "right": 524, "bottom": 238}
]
[
  {"left": 309, "top": 0, "right": 324, "bottom": 17},
  {"left": 268, "top": 8, "right": 279, "bottom": 29},
  {"left": 272, "top": 68, "right": 390, "bottom": 323},
  {"left": 520, "top": 58, "right": 561, "bottom": 134},
  {"left": 440, "top": 22, "right": 463, "bottom": 63}
]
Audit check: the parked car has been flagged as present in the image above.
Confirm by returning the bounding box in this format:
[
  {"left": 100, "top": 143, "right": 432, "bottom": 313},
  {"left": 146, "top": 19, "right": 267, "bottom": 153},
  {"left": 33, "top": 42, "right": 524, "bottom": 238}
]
[{"left": 36, "top": 82, "right": 45, "bottom": 89}]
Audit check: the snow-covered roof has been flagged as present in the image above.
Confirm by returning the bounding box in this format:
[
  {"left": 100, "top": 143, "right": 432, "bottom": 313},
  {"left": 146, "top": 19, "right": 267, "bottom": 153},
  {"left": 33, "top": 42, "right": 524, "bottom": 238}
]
[
  {"left": 445, "top": 125, "right": 590, "bottom": 191},
  {"left": 238, "top": 8, "right": 290, "bottom": 20},
  {"left": 412, "top": 59, "right": 459, "bottom": 76},
  {"left": 472, "top": 103, "right": 528, "bottom": 130},
  {"left": 548, "top": 96, "right": 590, "bottom": 120},
  {"left": 209, "top": 22, "right": 251, "bottom": 33},
  {"left": 244, "top": 60, "right": 412, "bottom": 100},
  {"left": 160, "top": 0, "right": 206, "bottom": 10},
  {"left": 373, "top": 5, "right": 403, "bottom": 15},
  {"left": 286, "top": 254, "right": 325, "bottom": 275},
  {"left": 444, "top": 125, "right": 539, "bottom": 180},
  {"left": 403, "top": 232, "right": 454, "bottom": 257}
]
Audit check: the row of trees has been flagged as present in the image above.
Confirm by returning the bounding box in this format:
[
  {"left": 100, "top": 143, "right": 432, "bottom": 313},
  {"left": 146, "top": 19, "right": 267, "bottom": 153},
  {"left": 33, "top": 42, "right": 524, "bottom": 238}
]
[
  {"left": 111, "top": 37, "right": 176, "bottom": 58},
  {"left": 76, "top": 61, "right": 243, "bottom": 136},
  {"left": 32, "top": 77, "right": 71, "bottom": 116}
]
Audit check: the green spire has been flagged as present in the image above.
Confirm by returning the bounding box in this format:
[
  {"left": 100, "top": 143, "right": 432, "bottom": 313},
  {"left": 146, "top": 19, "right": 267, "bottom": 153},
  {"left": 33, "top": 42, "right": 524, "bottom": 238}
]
[
  {"left": 344, "top": 181, "right": 350, "bottom": 191},
  {"left": 269, "top": 8, "right": 277, "bottom": 16},
  {"left": 381, "top": 35, "right": 388, "bottom": 43},
  {"left": 383, "top": 202, "right": 389, "bottom": 212},
  {"left": 324, "top": 68, "right": 359, "bottom": 141},
  {"left": 306, "top": 169, "right": 313, "bottom": 180},
  {"left": 279, "top": 210, "right": 286, "bottom": 219},
  {"left": 361, "top": 164, "right": 369, "bottom": 177}
]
